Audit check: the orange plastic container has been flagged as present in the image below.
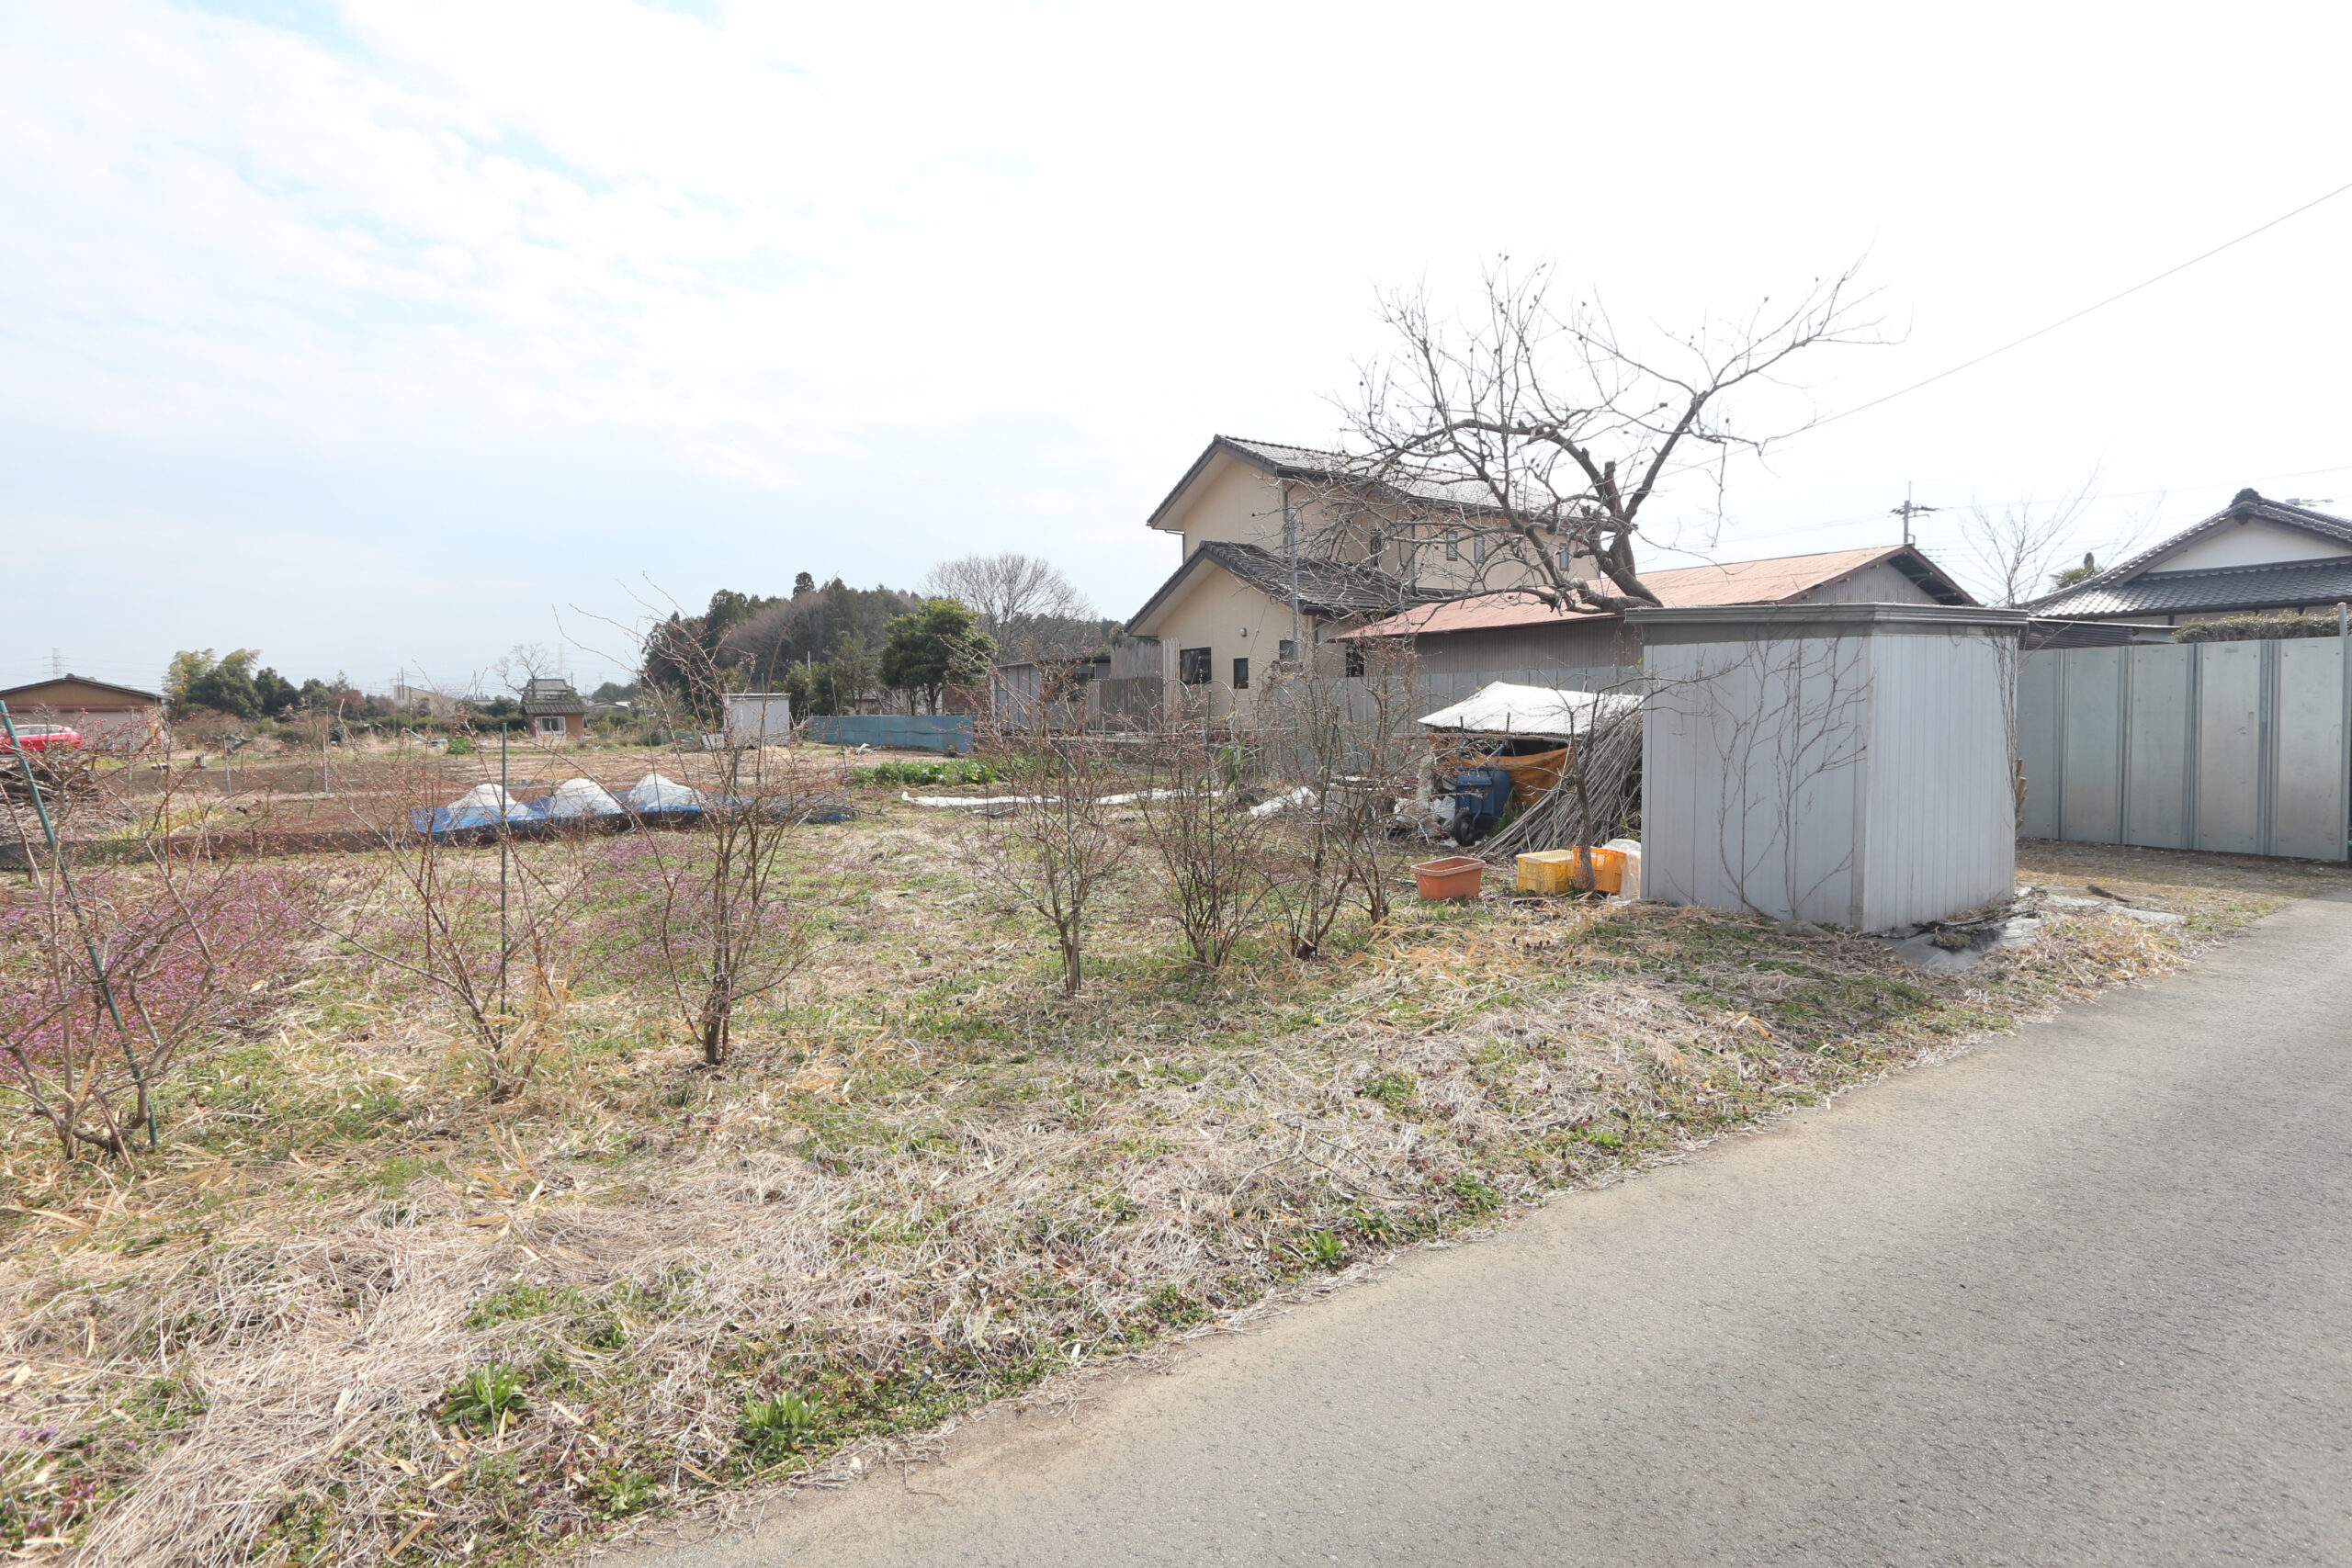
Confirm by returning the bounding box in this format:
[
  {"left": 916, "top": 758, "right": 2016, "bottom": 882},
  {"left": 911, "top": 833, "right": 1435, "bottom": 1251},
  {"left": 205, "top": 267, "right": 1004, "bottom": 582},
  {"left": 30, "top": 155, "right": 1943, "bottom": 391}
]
[{"left": 1412, "top": 855, "right": 1487, "bottom": 900}]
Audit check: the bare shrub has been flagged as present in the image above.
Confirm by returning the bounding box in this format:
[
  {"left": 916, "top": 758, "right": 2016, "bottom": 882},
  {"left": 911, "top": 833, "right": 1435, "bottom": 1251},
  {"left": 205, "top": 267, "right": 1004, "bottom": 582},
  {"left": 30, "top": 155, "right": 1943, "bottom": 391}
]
[
  {"left": 628, "top": 626, "right": 838, "bottom": 1065},
  {"left": 330, "top": 731, "right": 590, "bottom": 1100},
  {"left": 971, "top": 716, "right": 1132, "bottom": 998},
  {"left": 1135, "top": 693, "right": 1277, "bottom": 969},
  {"left": 0, "top": 713, "right": 314, "bottom": 1158}
]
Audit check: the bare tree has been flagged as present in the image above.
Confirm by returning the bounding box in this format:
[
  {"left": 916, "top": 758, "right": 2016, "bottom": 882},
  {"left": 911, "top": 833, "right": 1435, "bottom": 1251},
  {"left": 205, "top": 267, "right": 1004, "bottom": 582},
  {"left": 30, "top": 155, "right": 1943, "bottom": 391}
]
[
  {"left": 1955, "top": 474, "right": 2103, "bottom": 607},
  {"left": 495, "top": 643, "right": 565, "bottom": 694},
  {"left": 923, "top": 553, "right": 1096, "bottom": 644},
  {"left": 1313, "top": 260, "right": 1879, "bottom": 612}
]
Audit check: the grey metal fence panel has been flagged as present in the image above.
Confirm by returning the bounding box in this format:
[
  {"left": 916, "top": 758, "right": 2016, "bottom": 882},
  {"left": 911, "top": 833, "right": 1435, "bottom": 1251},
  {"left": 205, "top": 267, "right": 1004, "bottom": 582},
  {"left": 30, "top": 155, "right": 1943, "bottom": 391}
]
[
  {"left": 2195, "top": 641, "right": 2264, "bottom": 854},
  {"left": 2016, "top": 650, "right": 2061, "bottom": 839},
  {"left": 2018, "top": 639, "right": 2347, "bottom": 862},
  {"left": 2058, "top": 646, "right": 2123, "bottom": 843},
  {"left": 2122, "top": 643, "right": 2193, "bottom": 849},
  {"left": 2273, "top": 638, "right": 2346, "bottom": 860}
]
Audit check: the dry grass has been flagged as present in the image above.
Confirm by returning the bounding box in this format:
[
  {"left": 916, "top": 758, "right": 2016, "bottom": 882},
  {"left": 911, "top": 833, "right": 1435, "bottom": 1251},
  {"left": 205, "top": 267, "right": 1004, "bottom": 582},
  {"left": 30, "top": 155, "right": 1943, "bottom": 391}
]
[{"left": 0, "top": 804, "right": 2302, "bottom": 1565}]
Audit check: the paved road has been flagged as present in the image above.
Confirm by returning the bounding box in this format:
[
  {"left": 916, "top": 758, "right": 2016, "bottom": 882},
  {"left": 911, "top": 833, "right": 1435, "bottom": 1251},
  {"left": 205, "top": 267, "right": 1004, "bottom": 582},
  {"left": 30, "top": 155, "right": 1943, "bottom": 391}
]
[{"left": 628, "top": 895, "right": 2352, "bottom": 1567}]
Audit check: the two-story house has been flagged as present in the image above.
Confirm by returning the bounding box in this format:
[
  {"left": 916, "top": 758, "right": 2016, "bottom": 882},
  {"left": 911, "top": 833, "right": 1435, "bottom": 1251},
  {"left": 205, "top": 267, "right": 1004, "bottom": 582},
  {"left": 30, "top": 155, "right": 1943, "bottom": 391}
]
[{"left": 1122, "top": 435, "right": 1588, "bottom": 717}]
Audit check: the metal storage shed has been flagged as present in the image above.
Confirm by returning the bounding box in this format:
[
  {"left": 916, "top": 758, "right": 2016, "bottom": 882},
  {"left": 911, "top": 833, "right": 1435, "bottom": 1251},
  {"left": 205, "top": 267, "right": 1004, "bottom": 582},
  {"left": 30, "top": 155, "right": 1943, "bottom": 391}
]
[{"left": 1629, "top": 604, "right": 2027, "bottom": 931}]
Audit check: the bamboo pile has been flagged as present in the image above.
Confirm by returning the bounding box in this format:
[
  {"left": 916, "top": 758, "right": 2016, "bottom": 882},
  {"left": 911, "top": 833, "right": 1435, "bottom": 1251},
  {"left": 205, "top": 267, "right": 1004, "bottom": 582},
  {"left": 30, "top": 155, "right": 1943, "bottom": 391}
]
[{"left": 1476, "top": 710, "right": 1642, "bottom": 860}]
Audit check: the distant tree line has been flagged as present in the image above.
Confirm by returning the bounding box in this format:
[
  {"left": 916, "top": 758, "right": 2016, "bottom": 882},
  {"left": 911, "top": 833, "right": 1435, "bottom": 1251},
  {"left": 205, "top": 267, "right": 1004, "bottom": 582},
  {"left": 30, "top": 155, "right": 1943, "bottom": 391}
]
[
  {"left": 163, "top": 649, "right": 372, "bottom": 723},
  {"left": 639, "top": 555, "right": 1111, "bottom": 718}
]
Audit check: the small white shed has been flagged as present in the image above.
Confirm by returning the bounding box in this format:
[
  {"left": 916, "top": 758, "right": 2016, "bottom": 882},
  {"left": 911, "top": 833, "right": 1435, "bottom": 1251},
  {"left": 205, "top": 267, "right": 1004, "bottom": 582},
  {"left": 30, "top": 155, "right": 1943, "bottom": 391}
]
[{"left": 1628, "top": 603, "right": 2026, "bottom": 931}]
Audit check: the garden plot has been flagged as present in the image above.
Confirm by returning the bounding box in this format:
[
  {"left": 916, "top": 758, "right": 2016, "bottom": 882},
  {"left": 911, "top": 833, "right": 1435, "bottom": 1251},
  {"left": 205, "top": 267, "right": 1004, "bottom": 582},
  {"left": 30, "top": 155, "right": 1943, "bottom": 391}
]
[{"left": 0, "top": 792, "right": 2309, "bottom": 1566}]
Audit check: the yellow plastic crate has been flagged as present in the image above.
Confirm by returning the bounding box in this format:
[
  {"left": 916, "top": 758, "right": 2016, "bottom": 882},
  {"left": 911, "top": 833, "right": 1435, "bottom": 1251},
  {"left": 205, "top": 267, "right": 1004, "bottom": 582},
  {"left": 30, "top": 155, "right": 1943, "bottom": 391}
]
[
  {"left": 1515, "top": 851, "right": 1580, "bottom": 894},
  {"left": 1515, "top": 847, "right": 1626, "bottom": 895}
]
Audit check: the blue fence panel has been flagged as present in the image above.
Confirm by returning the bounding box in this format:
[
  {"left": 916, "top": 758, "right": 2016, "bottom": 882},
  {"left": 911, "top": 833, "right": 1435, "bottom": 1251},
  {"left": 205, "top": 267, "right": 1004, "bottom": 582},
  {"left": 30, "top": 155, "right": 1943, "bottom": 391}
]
[{"left": 802, "top": 714, "right": 976, "bottom": 753}]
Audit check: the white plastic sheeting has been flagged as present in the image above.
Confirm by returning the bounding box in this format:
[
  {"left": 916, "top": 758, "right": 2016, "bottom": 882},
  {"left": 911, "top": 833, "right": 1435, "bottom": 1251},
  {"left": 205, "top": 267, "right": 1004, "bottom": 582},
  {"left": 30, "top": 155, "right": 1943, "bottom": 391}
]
[
  {"left": 541, "top": 777, "right": 626, "bottom": 818},
  {"left": 1417, "top": 682, "right": 1641, "bottom": 739},
  {"left": 625, "top": 773, "right": 707, "bottom": 812},
  {"left": 445, "top": 784, "right": 531, "bottom": 819}
]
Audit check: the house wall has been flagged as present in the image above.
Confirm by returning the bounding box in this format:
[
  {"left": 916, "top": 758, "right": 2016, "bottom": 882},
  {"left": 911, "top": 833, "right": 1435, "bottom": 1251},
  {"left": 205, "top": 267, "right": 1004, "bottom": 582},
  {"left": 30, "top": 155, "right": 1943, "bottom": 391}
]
[
  {"left": 1143, "top": 560, "right": 1325, "bottom": 722},
  {"left": 1796, "top": 561, "right": 1946, "bottom": 604},
  {"left": 0, "top": 680, "right": 163, "bottom": 749},
  {"left": 1150, "top": 454, "right": 1582, "bottom": 602},
  {"left": 2160, "top": 518, "right": 2352, "bottom": 571},
  {"left": 1400, "top": 618, "right": 1638, "bottom": 677}
]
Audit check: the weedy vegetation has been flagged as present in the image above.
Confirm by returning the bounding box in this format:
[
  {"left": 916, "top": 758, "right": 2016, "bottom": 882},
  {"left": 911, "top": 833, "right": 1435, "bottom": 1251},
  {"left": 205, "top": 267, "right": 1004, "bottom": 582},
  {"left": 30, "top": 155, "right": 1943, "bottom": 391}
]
[{"left": 0, "top": 712, "right": 2320, "bottom": 1566}]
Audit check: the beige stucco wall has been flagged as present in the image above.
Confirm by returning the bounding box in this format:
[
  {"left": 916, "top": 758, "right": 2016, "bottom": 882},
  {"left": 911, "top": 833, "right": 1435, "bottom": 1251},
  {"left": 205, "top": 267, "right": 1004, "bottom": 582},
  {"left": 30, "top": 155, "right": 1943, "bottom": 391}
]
[
  {"left": 1150, "top": 452, "right": 1589, "bottom": 599},
  {"left": 2160, "top": 518, "right": 2352, "bottom": 571},
  {"left": 1140, "top": 560, "right": 1315, "bottom": 721}
]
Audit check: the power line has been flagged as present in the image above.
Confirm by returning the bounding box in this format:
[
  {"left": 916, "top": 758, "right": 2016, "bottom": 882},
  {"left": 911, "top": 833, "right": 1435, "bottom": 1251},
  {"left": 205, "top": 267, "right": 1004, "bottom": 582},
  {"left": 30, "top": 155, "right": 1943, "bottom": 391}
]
[{"left": 1815, "top": 175, "right": 2352, "bottom": 430}]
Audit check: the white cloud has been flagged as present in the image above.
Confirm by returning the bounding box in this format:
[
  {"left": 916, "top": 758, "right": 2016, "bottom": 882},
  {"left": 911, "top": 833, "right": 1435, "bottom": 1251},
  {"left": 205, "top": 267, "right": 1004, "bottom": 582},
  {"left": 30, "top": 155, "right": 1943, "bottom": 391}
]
[{"left": 5, "top": 0, "right": 2352, "bottom": 685}]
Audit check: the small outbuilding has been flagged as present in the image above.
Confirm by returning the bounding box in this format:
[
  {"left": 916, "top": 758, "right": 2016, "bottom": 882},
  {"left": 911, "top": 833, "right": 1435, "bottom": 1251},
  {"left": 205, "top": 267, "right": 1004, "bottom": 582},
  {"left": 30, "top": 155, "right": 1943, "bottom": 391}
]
[
  {"left": 521, "top": 678, "right": 589, "bottom": 741},
  {"left": 0, "top": 675, "right": 164, "bottom": 748},
  {"left": 1631, "top": 603, "right": 2027, "bottom": 931}
]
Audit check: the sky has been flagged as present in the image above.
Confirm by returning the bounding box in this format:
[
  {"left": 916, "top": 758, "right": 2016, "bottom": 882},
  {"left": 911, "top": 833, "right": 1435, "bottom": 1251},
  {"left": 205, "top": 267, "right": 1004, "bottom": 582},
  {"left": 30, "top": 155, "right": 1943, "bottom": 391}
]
[{"left": 6, "top": 0, "right": 2351, "bottom": 696}]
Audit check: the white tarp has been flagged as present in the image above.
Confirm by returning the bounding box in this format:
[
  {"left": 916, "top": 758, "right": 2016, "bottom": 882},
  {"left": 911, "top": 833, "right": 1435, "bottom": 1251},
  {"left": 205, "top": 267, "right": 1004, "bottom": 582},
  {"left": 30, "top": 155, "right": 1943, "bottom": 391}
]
[
  {"left": 1417, "top": 682, "right": 1642, "bottom": 740},
  {"left": 446, "top": 783, "right": 531, "bottom": 819},
  {"left": 625, "top": 772, "right": 707, "bottom": 811},
  {"left": 542, "top": 777, "right": 625, "bottom": 818}
]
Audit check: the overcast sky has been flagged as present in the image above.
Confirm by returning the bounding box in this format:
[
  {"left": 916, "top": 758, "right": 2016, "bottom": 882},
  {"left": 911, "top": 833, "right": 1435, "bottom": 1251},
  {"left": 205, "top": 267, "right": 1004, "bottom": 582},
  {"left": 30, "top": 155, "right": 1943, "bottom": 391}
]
[{"left": 7, "top": 0, "right": 2350, "bottom": 695}]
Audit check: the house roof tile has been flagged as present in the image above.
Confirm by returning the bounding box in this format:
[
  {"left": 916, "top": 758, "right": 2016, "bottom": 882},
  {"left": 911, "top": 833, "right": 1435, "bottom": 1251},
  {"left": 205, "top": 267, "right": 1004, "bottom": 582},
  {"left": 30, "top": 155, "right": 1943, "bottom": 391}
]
[
  {"left": 2032, "top": 489, "right": 2352, "bottom": 615},
  {"left": 2030, "top": 558, "right": 2352, "bottom": 618},
  {"left": 1125, "top": 540, "right": 1427, "bottom": 634}
]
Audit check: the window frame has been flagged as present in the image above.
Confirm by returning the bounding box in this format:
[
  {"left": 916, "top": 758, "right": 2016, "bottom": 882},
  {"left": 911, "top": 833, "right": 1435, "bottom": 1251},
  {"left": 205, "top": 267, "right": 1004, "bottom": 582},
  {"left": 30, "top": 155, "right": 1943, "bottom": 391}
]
[
  {"left": 1231, "top": 656, "right": 1250, "bottom": 692},
  {"left": 1178, "top": 647, "right": 1212, "bottom": 685}
]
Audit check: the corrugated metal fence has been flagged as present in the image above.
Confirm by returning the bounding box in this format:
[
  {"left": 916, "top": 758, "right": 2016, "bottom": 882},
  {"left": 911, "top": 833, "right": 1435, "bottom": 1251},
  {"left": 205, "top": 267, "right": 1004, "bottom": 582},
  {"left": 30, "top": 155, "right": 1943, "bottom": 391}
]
[{"left": 2017, "top": 639, "right": 2351, "bottom": 861}]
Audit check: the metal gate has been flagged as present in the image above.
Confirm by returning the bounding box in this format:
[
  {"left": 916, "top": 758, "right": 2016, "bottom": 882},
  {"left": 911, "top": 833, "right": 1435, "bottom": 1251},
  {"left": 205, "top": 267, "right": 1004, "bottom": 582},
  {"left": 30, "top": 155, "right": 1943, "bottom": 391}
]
[{"left": 2016, "top": 639, "right": 2351, "bottom": 861}]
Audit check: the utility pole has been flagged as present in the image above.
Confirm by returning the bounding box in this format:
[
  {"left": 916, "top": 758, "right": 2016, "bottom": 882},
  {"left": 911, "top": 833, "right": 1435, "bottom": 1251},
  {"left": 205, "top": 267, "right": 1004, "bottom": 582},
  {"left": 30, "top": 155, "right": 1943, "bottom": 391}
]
[{"left": 1891, "top": 482, "right": 1939, "bottom": 547}]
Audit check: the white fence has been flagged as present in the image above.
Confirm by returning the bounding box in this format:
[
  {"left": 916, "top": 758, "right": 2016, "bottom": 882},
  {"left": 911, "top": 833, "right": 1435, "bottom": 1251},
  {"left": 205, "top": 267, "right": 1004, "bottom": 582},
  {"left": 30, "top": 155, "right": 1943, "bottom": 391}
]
[{"left": 2017, "top": 639, "right": 2351, "bottom": 862}]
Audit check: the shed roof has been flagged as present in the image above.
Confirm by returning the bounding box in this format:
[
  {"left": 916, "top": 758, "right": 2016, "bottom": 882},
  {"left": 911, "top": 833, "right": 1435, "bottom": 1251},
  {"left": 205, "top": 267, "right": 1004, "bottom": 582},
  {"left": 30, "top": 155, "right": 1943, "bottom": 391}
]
[
  {"left": 0, "top": 674, "right": 163, "bottom": 707},
  {"left": 1335, "top": 545, "right": 1971, "bottom": 640}
]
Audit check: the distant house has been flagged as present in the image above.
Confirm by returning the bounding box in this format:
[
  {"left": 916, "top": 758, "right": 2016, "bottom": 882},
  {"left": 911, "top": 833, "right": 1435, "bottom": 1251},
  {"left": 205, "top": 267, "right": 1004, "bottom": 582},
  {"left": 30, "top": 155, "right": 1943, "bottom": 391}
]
[
  {"left": 2033, "top": 490, "right": 2352, "bottom": 625},
  {"left": 0, "top": 675, "right": 164, "bottom": 747},
  {"left": 520, "top": 678, "right": 588, "bottom": 741},
  {"left": 1335, "top": 545, "right": 1974, "bottom": 675},
  {"left": 1124, "top": 434, "right": 1585, "bottom": 716}
]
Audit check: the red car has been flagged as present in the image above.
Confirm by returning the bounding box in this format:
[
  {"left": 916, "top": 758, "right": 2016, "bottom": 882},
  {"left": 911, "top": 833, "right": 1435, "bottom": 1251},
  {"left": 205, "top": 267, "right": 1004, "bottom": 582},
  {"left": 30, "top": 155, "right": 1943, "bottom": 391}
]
[{"left": 1, "top": 723, "right": 82, "bottom": 752}]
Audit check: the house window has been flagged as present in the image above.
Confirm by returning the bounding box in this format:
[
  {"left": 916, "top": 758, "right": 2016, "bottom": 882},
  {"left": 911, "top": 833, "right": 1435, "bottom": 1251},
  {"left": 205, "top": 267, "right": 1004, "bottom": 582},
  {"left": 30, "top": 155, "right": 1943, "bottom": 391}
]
[
  {"left": 536, "top": 716, "right": 565, "bottom": 736},
  {"left": 1558, "top": 542, "right": 1575, "bottom": 573},
  {"left": 1473, "top": 534, "right": 1488, "bottom": 565},
  {"left": 1344, "top": 644, "right": 1366, "bottom": 678},
  {"left": 1232, "top": 657, "right": 1250, "bottom": 691},
  {"left": 1278, "top": 639, "right": 1298, "bottom": 663},
  {"left": 1445, "top": 530, "right": 1460, "bottom": 561},
  {"left": 1366, "top": 529, "right": 1384, "bottom": 562},
  {"left": 1179, "top": 647, "right": 1211, "bottom": 685}
]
